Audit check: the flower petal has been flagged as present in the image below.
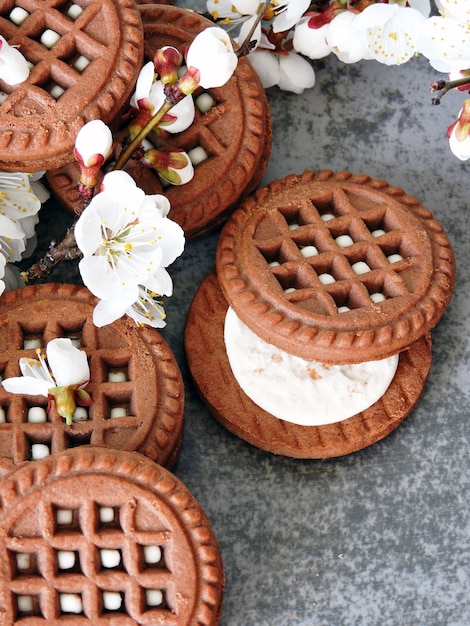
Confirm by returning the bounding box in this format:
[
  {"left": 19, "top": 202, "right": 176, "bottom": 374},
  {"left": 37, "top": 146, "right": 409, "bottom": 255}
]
[
  {"left": 46, "top": 338, "right": 90, "bottom": 387},
  {"left": 1, "top": 375, "right": 50, "bottom": 397}
]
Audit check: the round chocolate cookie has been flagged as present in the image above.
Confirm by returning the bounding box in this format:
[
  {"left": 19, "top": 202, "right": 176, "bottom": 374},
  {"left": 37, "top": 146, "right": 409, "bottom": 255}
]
[
  {"left": 0, "top": 447, "right": 224, "bottom": 625},
  {"left": 0, "top": 283, "right": 184, "bottom": 471},
  {"left": 216, "top": 170, "right": 455, "bottom": 364},
  {"left": 0, "top": 0, "right": 143, "bottom": 172},
  {"left": 46, "top": 4, "right": 272, "bottom": 239},
  {"left": 185, "top": 271, "right": 433, "bottom": 458}
]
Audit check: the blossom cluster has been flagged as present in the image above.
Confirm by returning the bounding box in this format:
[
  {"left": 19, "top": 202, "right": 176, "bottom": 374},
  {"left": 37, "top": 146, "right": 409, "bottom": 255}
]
[
  {"left": 209, "top": 0, "right": 470, "bottom": 159},
  {"left": 0, "top": 24, "right": 238, "bottom": 330}
]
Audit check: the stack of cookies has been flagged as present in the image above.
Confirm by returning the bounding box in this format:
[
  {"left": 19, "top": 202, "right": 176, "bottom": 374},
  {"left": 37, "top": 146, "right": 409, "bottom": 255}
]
[
  {"left": 0, "top": 283, "right": 224, "bottom": 624},
  {"left": 185, "top": 170, "right": 455, "bottom": 458}
]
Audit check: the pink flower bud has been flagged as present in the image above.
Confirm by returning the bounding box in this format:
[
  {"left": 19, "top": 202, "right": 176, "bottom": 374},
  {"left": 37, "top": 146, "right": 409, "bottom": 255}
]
[
  {"left": 448, "top": 99, "right": 470, "bottom": 161},
  {"left": 74, "top": 120, "right": 113, "bottom": 188},
  {"left": 154, "top": 46, "right": 183, "bottom": 85}
]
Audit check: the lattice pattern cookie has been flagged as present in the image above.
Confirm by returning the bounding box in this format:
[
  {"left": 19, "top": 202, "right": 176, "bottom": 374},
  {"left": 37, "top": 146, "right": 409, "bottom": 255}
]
[
  {"left": 0, "top": 0, "right": 143, "bottom": 171},
  {"left": 216, "top": 170, "right": 455, "bottom": 364},
  {"left": 0, "top": 447, "right": 223, "bottom": 624},
  {"left": 0, "top": 283, "right": 184, "bottom": 471}
]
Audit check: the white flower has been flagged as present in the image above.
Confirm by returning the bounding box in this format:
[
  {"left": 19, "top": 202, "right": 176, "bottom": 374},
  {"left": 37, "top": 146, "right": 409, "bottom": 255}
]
[
  {"left": 293, "top": 16, "right": 332, "bottom": 60},
  {"left": 186, "top": 27, "right": 238, "bottom": 88},
  {"left": 249, "top": 48, "right": 315, "bottom": 94},
  {"left": 1, "top": 338, "right": 91, "bottom": 425},
  {"left": 416, "top": 14, "right": 470, "bottom": 72},
  {"left": 272, "top": 0, "right": 311, "bottom": 34},
  {"left": 0, "top": 35, "right": 29, "bottom": 85},
  {"left": 93, "top": 284, "right": 168, "bottom": 329},
  {"left": 435, "top": 0, "right": 470, "bottom": 22},
  {"left": 207, "top": 0, "right": 259, "bottom": 21},
  {"left": 130, "top": 62, "right": 195, "bottom": 134},
  {"left": 327, "top": 11, "right": 372, "bottom": 64},
  {"left": 354, "top": 3, "right": 426, "bottom": 66},
  {"left": 74, "top": 171, "right": 185, "bottom": 324},
  {"left": 0, "top": 171, "right": 48, "bottom": 295}
]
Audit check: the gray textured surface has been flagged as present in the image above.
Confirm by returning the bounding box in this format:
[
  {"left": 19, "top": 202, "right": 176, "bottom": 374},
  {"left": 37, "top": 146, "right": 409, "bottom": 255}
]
[{"left": 26, "top": 5, "right": 469, "bottom": 625}]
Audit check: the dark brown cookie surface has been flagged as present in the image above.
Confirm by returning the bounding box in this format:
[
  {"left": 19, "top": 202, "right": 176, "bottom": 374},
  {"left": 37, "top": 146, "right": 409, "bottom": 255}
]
[
  {"left": 0, "top": 0, "right": 143, "bottom": 172},
  {"left": 0, "top": 283, "right": 184, "bottom": 471},
  {"left": 185, "top": 271, "right": 433, "bottom": 459},
  {"left": 0, "top": 447, "right": 224, "bottom": 625},
  {"left": 46, "top": 4, "right": 272, "bottom": 239},
  {"left": 216, "top": 170, "right": 455, "bottom": 364}
]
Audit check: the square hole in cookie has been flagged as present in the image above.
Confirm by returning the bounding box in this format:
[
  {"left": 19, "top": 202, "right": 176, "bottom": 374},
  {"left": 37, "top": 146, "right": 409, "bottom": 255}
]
[
  {"left": 97, "top": 505, "right": 121, "bottom": 529},
  {"left": 104, "top": 359, "right": 129, "bottom": 383},
  {"left": 64, "top": 430, "right": 92, "bottom": 448},
  {"left": 56, "top": 549, "right": 79, "bottom": 572},
  {"left": 104, "top": 390, "right": 133, "bottom": 419},
  {"left": 141, "top": 544, "right": 164, "bottom": 569},
  {"left": 59, "top": 592, "right": 83, "bottom": 615},
  {"left": 65, "top": 3, "right": 84, "bottom": 20},
  {"left": 72, "top": 406, "right": 89, "bottom": 422},
  {"left": 102, "top": 590, "right": 125, "bottom": 612},
  {"left": 22, "top": 336, "right": 43, "bottom": 350},
  {"left": 9, "top": 6, "right": 30, "bottom": 25},
  {"left": 144, "top": 588, "right": 166, "bottom": 609},
  {"left": 11, "top": 551, "right": 39, "bottom": 577},
  {"left": 28, "top": 440, "right": 51, "bottom": 461},
  {"left": 54, "top": 506, "right": 80, "bottom": 532},
  {"left": 99, "top": 548, "right": 123, "bottom": 570},
  {"left": 16, "top": 593, "right": 42, "bottom": 617},
  {"left": 195, "top": 91, "right": 216, "bottom": 114},
  {"left": 188, "top": 145, "right": 209, "bottom": 166},
  {"left": 27, "top": 405, "right": 48, "bottom": 423},
  {"left": 39, "top": 28, "right": 61, "bottom": 50}
]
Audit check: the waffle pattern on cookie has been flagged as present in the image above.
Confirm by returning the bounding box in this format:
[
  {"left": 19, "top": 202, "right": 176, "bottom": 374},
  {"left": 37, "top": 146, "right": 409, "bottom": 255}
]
[
  {"left": 0, "top": 448, "right": 224, "bottom": 624},
  {"left": 0, "top": 284, "right": 184, "bottom": 470},
  {"left": 0, "top": 0, "right": 143, "bottom": 171},
  {"left": 46, "top": 4, "right": 272, "bottom": 239},
  {"left": 216, "top": 171, "right": 455, "bottom": 363}
]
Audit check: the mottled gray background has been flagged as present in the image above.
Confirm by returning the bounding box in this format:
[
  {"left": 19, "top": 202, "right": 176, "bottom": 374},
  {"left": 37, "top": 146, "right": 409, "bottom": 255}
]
[{"left": 30, "top": 2, "right": 469, "bottom": 624}]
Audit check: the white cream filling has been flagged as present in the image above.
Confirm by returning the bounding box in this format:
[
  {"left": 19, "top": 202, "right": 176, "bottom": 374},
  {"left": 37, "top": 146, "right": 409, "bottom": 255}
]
[{"left": 224, "top": 307, "right": 399, "bottom": 426}]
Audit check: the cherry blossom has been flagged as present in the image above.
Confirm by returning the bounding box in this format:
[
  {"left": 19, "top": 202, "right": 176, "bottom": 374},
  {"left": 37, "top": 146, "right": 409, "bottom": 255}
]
[
  {"left": 184, "top": 27, "right": 238, "bottom": 89},
  {"left": 129, "top": 61, "right": 195, "bottom": 139},
  {"left": 74, "top": 171, "right": 184, "bottom": 326},
  {"left": 0, "top": 171, "right": 49, "bottom": 294},
  {"left": 416, "top": 13, "right": 470, "bottom": 72},
  {"left": 353, "top": 3, "right": 426, "bottom": 66},
  {"left": 1, "top": 338, "right": 92, "bottom": 425}
]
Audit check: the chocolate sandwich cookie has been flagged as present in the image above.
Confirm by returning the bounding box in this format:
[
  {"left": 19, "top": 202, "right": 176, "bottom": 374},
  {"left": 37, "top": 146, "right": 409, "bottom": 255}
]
[
  {"left": 0, "top": 283, "right": 184, "bottom": 471},
  {"left": 0, "top": 447, "right": 224, "bottom": 625},
  {"left": 0, "top": 0, "right": 143, "bottom": 172},
  {"left": 185, "top": 170, "right": 455, "bottom": 457},
  {"left": 46, "top": 4, "right": 272, "bottom": 239}
]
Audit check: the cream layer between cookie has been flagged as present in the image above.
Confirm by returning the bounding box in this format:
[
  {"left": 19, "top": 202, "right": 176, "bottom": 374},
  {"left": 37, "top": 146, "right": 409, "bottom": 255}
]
[{"left": 224, "top": 307, "right": 399, "bottom": 426}]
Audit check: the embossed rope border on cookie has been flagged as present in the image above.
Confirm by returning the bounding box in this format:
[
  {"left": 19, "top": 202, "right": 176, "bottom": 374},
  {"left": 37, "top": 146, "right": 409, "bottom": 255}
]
[
  {"left": 0, "top": 283, "right": 184, "bottom": 469},
  {"left": 0, "top": 0, "right": 143, "bottom": 171},
  {"left": 185, "top": 271, "right": 432, "bottom": 459},
  {"left": 216, "top": 170, "right": 455, "bottom": 364},
  {"left": 0, "top": 447, "right": 224, "bottom": 625}
]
